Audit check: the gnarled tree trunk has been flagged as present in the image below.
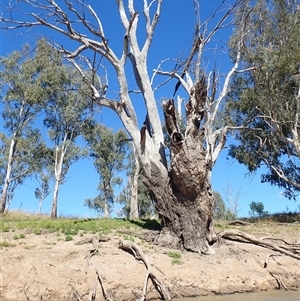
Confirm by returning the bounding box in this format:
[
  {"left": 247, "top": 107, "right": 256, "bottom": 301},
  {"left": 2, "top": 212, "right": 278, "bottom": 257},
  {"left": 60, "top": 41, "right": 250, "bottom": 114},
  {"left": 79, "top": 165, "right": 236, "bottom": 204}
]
[{"left": 143, "top": 78, "right": 217, "bottom": 254}]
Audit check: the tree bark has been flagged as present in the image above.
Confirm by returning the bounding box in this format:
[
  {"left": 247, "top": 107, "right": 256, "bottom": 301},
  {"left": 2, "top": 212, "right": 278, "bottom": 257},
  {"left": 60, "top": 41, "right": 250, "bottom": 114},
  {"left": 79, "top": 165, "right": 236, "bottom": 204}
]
[
  {"left": 0, "top": 138, "right": 17, "bottom": 213},
  {"left": 142, "top": 79, "right": 217, "bottom": 254}
]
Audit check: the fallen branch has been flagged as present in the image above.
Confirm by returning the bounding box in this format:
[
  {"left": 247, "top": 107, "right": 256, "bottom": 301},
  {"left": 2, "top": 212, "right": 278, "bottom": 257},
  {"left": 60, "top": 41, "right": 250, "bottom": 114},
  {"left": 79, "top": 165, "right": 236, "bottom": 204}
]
[
  {"left": 218, "top": 229, "right": 300, "bottom": 260},
  {"left": 118, "top": 240, "right": 171, "bottom": 301},
  {"left": 227, "top": 220, "right": 251, "bottom": 226}
]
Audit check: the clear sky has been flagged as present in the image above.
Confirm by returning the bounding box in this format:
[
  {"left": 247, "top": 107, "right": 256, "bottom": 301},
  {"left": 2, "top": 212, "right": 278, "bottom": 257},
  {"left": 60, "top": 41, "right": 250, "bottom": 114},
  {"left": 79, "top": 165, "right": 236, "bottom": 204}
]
[{"left": 1, "top": 0, "right": 299, "bottom": 218}]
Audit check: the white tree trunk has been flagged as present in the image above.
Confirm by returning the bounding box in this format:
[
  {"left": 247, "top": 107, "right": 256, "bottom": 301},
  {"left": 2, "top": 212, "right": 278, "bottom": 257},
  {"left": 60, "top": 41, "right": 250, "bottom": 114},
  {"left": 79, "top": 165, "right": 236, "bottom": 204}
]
[
  {"left": 51, "top": 146, "right": 65, "bottom": 218},
  {"left": 103, "top": 200, "right": 109, "bottom": 217},
  {"left": 129, "top": 156, "right": 139, "bottom": 219},
  {"left": 0, "top": 138, "right": 17, "bottom": 213}
]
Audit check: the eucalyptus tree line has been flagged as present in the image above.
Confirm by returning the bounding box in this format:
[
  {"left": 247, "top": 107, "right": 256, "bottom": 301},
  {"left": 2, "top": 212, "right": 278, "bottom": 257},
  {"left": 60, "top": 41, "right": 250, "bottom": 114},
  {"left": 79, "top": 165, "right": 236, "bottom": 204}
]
[
  {"left": 0, "top": 42, "right": 57, "bottom": 213},
  {"left": 1, "top": 0, "right": 257, "bottom": 253},
  {"left": 226, "top": 0, "right": 300, "bottom": 200}
]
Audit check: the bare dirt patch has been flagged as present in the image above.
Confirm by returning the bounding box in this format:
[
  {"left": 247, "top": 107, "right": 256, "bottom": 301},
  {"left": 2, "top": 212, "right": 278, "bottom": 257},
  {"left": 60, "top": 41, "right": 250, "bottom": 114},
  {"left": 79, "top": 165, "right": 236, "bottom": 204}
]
[{"left": 1, "top": 223, "right": 299, "bottom": 300}]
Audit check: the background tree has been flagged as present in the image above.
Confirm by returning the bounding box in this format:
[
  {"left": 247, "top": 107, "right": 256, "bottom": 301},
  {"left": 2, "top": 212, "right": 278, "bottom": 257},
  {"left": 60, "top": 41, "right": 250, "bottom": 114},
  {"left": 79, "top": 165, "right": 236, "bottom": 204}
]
[
  {"left": 43, "top": 59, "right": 93, "bottom": 218},
  {"left": 34, "top": 168, "right": 53, "bottom": 214},
  {"left": 0, "top": 42, "right": 56, "bottom": 212},
  {"left": 84, "top": 124, "right": 129, "bottom": 217},
  {"left": 223, "top": 182, "right": 242, "bottom": 219},
  {"left": 117, "top": 169, "right": 154, "bottom": 219},
  {"left": 212, "top": 191, "right": 226, "bottom": 220},
  {"left": 227, "top": 0, "right": 300, "bottom": 199},
  {"left": 1, "top": 0, "right": 251, "bottom": 253},
  {"left": 249, "top": 201, "right": 267, "bottom": 218}
]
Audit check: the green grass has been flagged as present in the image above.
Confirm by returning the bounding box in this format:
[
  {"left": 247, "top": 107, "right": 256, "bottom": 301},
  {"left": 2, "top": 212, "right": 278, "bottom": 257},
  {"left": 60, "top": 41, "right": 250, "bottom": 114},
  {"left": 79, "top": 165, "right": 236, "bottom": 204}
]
[
  {"left": 0, "top": 211, "right": 159, "bottom": 238},
  {"left": 167, "top": 251, "right": 183, "bottom": 265}
]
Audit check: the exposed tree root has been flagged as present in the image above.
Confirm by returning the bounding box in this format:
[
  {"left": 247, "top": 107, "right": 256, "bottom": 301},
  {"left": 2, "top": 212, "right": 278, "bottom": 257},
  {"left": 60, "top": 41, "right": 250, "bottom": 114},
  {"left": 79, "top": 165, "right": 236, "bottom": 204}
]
[
  {"left": 95, "top": 268, "right": 114, "bottom": 301},
  {"left": 69, "top": 284, "right": 84, "bottom": 301},
  {"left": 269, "top": 271, "right": 288, "bottom": 290},
  {"left": 85, "top": 237, "right": 101, "bottom": 272},
  {"left": 264, "top": 253, "right": 283, "bottom": 268},
  {"left": 118, "top": 240, "right": 171, "bottom": 301},
  {"left": 218, "top": 229, "right": 300, "bottom": 260}
]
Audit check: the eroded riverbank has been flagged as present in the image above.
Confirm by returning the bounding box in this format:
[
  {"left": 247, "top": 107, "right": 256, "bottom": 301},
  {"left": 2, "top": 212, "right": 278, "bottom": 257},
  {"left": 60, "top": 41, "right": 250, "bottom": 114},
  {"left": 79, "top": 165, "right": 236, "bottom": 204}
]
[{"left": 1, "top": 222, "right": 299, "bottom": 300}]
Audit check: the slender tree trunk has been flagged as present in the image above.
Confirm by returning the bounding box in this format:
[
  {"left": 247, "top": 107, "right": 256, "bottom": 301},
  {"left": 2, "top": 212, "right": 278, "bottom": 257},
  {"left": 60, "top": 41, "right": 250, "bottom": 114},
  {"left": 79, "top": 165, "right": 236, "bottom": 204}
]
[
  {"left": 51, "top": 146, "right": 64, "bottom": 218},
  {"left": 129, "top": 154, "right": 139, "bottom": 219},
  {"left": 51, "top": 178, "right": 60, "bottom": 218},
  {"left": 104, "top": 200, "right": 109, "bottom": 217},
  {"left": 0, "top": 138, "right": 17, "bottom": 213},
  {"left": 38, "top": 198, "right": 42, "bottom": 214}
]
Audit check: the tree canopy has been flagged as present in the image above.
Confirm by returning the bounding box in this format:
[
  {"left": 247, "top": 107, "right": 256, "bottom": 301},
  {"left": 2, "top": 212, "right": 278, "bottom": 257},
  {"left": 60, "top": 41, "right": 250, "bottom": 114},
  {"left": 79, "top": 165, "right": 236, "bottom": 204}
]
[{"left": 227, "top": 0, "right": 300, "bottom": 199}]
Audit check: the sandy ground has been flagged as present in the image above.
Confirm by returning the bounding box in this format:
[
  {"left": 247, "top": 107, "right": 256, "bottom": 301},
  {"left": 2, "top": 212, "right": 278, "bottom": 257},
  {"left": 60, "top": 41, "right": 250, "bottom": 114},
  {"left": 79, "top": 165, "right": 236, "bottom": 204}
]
[{"left": 0, "top": 222, "right": 299, "bottom": 301}]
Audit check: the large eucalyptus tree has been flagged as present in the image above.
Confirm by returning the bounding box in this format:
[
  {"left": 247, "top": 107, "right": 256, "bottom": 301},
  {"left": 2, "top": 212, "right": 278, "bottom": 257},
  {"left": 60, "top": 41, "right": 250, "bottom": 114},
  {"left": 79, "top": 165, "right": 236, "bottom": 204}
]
[
  {"left": 1, "top": 0, "right": 250, "bottom": 253},
  {"left": 226, "top": 0, "right": 300, "bottom": 199}
]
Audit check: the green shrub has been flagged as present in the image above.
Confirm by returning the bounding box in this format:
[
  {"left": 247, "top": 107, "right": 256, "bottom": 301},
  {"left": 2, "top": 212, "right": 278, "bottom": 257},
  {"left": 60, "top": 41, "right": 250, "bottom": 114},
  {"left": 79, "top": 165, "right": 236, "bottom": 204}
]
[
  {"left": 2, "top": 227, "right": 10, "bottom": 232},
  {"left": 167, "top": 251, "right": 182, "bottom": 259},
  {"left": 167, "top": 251, "right": 183, "bottom": 265},
  {"left": 34, "top": 229, "right": 42, "bottom": 235},
  {"left": 65, "top": 235, "right": 73, "bottom": 241}
]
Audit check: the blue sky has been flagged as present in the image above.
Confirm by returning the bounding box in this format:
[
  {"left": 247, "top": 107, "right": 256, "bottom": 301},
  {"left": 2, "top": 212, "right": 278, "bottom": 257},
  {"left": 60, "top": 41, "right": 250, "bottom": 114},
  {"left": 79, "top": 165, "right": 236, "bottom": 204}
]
[{"left": 1, "top": 0, "right": 299, "bottom": 217}]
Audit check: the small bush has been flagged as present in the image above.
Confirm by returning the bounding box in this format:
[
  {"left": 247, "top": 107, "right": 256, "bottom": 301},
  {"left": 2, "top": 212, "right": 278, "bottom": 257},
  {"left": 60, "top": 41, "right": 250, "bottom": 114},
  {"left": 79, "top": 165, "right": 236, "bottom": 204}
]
[
  {"left": 2, "top": 226, "right": 10, "bottom": 232},
  {"left": 13, "top": 234, "right": 19, "bottom": 240},
  {"left": 34, "top": 229, "right": 42, "bottom": 235},
  {"left": 19, "top": 233, "right": 25, "bottom": 239},
  {"left": 65, "top": 235, "right": 73, "bottom": 241},
  {"left": 167, "top": 251, "right": 181, "bottom": 259},
  {"left": 167, "top": 251, "right": 183, "bottom": 265}
]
